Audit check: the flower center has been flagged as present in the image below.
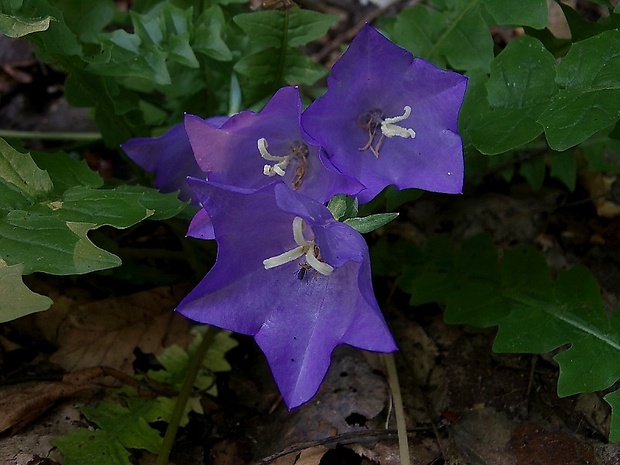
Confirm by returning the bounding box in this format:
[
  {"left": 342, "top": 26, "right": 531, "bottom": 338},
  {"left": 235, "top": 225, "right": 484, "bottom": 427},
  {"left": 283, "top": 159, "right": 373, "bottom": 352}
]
[
  {"left": 357, "top": 106, "right": 416, "bottom": 157},
  {"left": 258, "top": 138, "right": 310, "bottom": 190},
  {"left": 262, "top": 216, "right": 333, "bottom": 277}
]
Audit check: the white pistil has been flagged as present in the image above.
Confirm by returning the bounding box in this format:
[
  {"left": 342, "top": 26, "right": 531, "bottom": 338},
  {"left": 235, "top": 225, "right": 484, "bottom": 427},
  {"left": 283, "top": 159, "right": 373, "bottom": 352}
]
[
  {"left": 381, "top": 106, "right": 416, "bottom": 139},
  {"left": 262, "top": 216, "right": 334, "bottom": 277},
  {"left": 258, "top": 138, "right": 290, "bottom": 177}
]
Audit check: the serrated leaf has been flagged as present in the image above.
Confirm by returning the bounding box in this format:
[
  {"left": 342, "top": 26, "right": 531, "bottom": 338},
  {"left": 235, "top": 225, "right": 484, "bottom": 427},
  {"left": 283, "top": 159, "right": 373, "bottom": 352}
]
[
  {"left": 234, "top": 9, "right": 336, "bottom": 49},
  {"left": 344, "top": 213, "right": 398, "bottom": 234},
  {"left": 0, "top": 262, "right": 52, "bottom": 323},
  {"left": 54, "top": 429, "right": 132, "bottom": 465},
  {"left": 539, "top": 30, "right": 620, "bottom": 151},
  {"left": 82, "top": 400, "right": 163, "bottom": 453},
  {"left": 0, "top": 138, "right": 53, "bottom": 210},
  {"left": 0, "top": 12, "right": 51, "bottom": 37},
  {"left": 194, "top": 7, "right": 232, "bottom": 61},
  {"left": 53, "top": 0, "right": 114, "bottom": 42}
]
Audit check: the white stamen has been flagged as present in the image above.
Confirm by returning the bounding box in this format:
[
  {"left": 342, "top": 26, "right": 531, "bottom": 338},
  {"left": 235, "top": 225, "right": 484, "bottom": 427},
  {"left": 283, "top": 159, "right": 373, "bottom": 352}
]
[
  {"left": 262, "top": 216, "right": 333, "bottom": 277},
  {"left": 292, "top": 216, "right": 307, "bottom": 246},
  {"left": 381, "top": 106, "right": 416, "bottom": 139},
  {"left": 263, "top": 245, "right": 305, "bottom": 269},
  {"left": 305, "top": 249, "right": 333, "bottom": 276},
  {"left": 258, "top": 138, "right": 290, "bottom": 177}
]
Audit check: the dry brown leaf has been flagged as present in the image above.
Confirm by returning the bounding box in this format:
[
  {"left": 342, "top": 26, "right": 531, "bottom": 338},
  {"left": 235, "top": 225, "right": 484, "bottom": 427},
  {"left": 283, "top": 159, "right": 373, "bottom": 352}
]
[
  {"left": 0, "top": 366, "right": 132, "bottom": 434},
  {"left": 271, "top": 446, "right": 328, "bottom": 465},
  {"left": 47, "top": 286, "right": 191, "bottom": 374}
]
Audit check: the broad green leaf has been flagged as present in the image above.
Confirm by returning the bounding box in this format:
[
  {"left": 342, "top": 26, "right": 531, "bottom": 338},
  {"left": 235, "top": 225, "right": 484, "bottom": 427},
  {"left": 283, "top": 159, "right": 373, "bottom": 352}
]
[
  {"left": 344, "top": 213, "right": 399, "bottom": 234},
  {"left": 392, "top": 0, "right": 547, "bottom": 72},
  {"left": 0, "top": 138, "right": 53, "bottom": 210},
  {"left": 393, "top": 5, "right": 493, "bottom": 72},
  {"left": 482, "top": 0, "right": 547, "bottom": 29},
  {"left": 469, "top": 36, "right": 556, "bottom": 154},
  {"left": 30, "top": 151, "right": 103, "bottom": 194},
  {"left": 0, "top": 262, "right": 52, "bottom": 323},
  {"left": 0, "top": 12, "right": 51, "bottom": 37},
  {"left": 0, "top": 213, "right": 121, "bottom": 274},
  {"left": 539, "top": 30, "right": 620, "bottom": 151}
]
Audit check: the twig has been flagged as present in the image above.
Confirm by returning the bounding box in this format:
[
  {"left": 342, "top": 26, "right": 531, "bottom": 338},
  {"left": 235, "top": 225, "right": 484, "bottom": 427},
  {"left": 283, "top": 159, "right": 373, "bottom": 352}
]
[
  {"left": 0, "top": 129, "right": 101, "bottom": 141},
  {"left": 384, "top": 352, "right": 411, "bottom": 464}
]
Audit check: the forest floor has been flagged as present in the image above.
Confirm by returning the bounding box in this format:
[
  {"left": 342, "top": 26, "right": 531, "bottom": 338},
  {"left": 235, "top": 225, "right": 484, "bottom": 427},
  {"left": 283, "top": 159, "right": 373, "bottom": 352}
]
[{"left": 2, "top": 1, "right": 620, "bottom": 464}]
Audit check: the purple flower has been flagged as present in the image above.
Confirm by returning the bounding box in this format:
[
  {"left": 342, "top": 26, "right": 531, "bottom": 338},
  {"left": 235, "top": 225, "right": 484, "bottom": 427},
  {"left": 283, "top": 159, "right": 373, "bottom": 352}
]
[
  {"left": 301, "top": 24, "right": 468, "bottom": 203},
  {"left": 176, "top": 179, "right": 397, "bottom": 408},
  {"left": 121, "top": 116, "right": 228, "bottom": 205},
  {"left": 185, "top": 86, "right": 363, "bottom": 204}
]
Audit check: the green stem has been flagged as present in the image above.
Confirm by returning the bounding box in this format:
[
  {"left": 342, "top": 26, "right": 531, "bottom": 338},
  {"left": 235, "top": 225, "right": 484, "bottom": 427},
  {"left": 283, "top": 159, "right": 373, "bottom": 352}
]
[
  {"left": 157, "top": 326, "right": 217, "bottom": 465},
  {"left": 384, "top": 352, "right": 411, "bottom": 465},
  {"left": 0, "top": 129, "right": 102, "bottom": 142}
]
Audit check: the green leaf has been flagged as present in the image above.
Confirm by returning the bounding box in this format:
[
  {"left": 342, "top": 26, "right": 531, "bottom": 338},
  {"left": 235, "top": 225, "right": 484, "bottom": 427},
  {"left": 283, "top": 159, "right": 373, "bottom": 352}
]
[
  {"left": 0, "top": 262, "right": 52, "bottom": 323},
  {"left": 468, "top": 36, "right": 556, "bottom": 154},
  {"left": 344, "top": 213, "right": 399, "bottom": 234},
  {"left": 30, "top": 151, "right": 103, "bottom": 194},
  {"left": 402, "top": 235, "right": 620, "bottom": 440},
  {"left": 482, "top": 0, "right": 547, "bottom": 29},
  {"left": 0, "top": 213, "right": 121, "bottom": 275},
  {"left": 327, "top": 194, "right": 358, "bottom": 221},
  {"left": 549, "top": 150, "right": 577, "bottom": 190},
  {"left": 54, "top": 430, "right": 132, "bottom": 465},
  {"left": 53, "top": 0, "right": 114, "bottom": 42},
  {"left": 234, "top": 9, "right": 336, "bottom": 49},
  {"left": 54, "top": 396, "right": 167, "bottom": 465},
  {"left": 0, "top": 12, "right": 51, "bottom": 37},
  {"left": 539, "top": 30, "right": 620, "bottom": 151},
  {"left": 392, "top": 4, "right": 493, "bottom": 72},
  {"left": 194, "top": 6, "right": 232, "bottom": 61},
  {"left": 605, "top": 389, "right": 620, "bottom": 442},
  {"left": 518, "top": 154, "right": 546, "bottom": 190},
  {"left": 0, "top": 138, "right": 53, "bottom": 211}
]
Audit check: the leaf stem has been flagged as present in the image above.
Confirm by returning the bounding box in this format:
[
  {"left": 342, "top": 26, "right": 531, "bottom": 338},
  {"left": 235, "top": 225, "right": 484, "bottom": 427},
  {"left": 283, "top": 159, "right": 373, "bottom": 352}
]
[
  {"left": 383, "top": 352, "right": 411, "bottom": 465},
  {"left": 0, "top": 129, "right": 102, "bottom": 142},
  {"left": 157, "top": 326, "right": 217, "bottom": 465}
]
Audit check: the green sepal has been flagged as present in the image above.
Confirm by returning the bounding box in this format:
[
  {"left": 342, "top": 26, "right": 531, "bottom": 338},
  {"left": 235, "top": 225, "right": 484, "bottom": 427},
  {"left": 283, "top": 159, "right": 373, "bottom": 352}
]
[{"left": 344, "top": 213, "right": 399, "bottom": 234}]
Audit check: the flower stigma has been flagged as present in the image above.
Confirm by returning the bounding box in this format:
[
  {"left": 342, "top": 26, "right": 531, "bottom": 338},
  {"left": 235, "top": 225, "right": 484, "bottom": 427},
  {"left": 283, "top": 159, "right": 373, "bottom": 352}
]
[
  {"left": 357, "top": 106, "right": 416, "bottom": 157},
  {"left": 258, "top": 138, "right": 310, "bottom": 190},
  {"left": 263, "top": 216, "right": 334, "bottom": 277}
]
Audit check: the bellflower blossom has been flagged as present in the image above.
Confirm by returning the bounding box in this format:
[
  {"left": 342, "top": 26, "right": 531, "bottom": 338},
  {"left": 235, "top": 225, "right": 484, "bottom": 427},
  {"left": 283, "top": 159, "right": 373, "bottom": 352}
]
[
  {"left": 121, "top": 116, "right": 228, "bottom": 205},
  {"left": 184, "top": 85, "right": 362, "bottom": 203},
  {"left": 301, "top": 24, "right": 468, "bottom": 203},
  {"left": 176, "top": 179, "right": 397, "bottom": 408}
]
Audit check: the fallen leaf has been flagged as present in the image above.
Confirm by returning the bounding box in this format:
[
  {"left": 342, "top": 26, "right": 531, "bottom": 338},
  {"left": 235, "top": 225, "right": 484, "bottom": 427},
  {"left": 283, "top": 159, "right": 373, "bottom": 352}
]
[
  {"left": 0, "top": 366, "right": 134, "bottom": 434},
  {"left": 47, "top": 287, "right": 191, "bottom": 374}
]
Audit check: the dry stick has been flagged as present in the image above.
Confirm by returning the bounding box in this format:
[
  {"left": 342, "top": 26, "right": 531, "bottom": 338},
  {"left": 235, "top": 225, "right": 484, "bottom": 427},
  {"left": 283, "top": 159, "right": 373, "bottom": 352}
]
[
  {"left": 384, "top": 351, "right": 411, "bottom": 465},
  {"left": 156, "top": 326, "right": 217, "bottom": 465}
]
